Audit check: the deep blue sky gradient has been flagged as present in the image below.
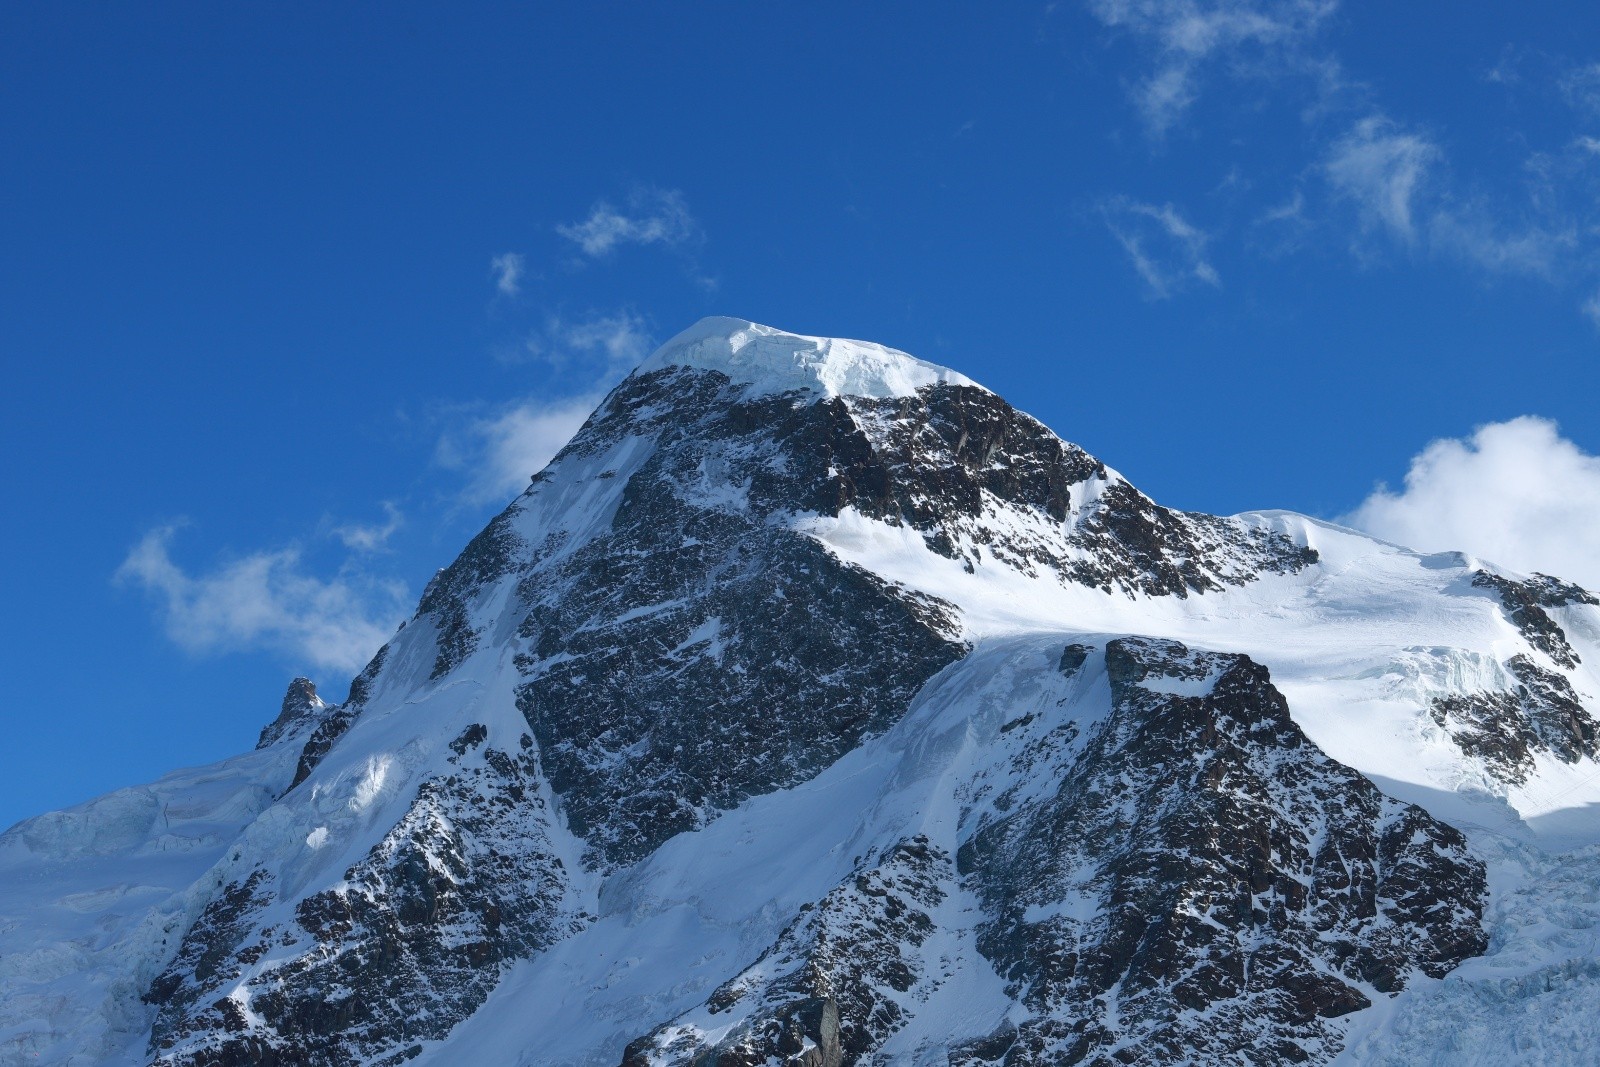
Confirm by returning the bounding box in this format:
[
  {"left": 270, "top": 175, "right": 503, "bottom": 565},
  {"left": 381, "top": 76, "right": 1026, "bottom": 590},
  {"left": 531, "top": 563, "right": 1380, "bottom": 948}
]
[{"left": 3, "top": 2, "right": 1598, "bottom": 828}]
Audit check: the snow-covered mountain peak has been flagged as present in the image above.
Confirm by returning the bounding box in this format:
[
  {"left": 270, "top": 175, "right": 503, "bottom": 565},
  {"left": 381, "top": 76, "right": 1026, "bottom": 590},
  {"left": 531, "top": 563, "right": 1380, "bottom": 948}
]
[
  {"left": 7, "top": 319, "right": 1600, "bottom": 1067},
  {"left": 636, "top": 315, "right": 981, "bottom": 399}
]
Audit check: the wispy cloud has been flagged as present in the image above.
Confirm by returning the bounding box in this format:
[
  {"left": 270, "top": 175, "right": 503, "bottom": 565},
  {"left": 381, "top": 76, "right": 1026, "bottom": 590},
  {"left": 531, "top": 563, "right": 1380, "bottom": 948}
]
[
  {"left": 332, "top": 502, "right": 403, "bottom": 553},
  {"left": 1345, "top": 416, "right": 1600, "bottom": 591},
  {"left": 1249, "top": 189, "right": 1316, "bottom": 255},
  {"left": 1583, "top": 288, "right": 1600, "bottom": 329},
  {"left": 1323, "top": 115, "right": 1438, "bottom": 244},
  {"left": 445, "top": 310, "right": 657, "bottom": 506},
  {"left": 514, "top": 309, "right": 655, "bottom": 373},
  {"left": 489, "top": 252, "right": 526, "bottom": 296},
  {"left": 1103, "top": 197, "right": 1221, "bottom": 297},
  {"left": 1086, "top": 0, "right": 1338, "bottom": 134},
  {"left": 1560, "top": 61, "right": 1600, "bottom": 117},
  {"left": 437, "top": 394, "right": 605, "bottom": 507},
  {"left": 1322, "top": 115, "right": 1578, "bottom": 278},
  {"left": 1427, "top": 210, "right": 1572, "bottom": 278},
  {"left": 557, "top": 187, "right": 700, "bottom": 258},
  {"left": 1083, "top": 8, "right": 1600, "bottom": 324},
  {"left": 116, "top": 525, "right": 408, "bottom": 674}
]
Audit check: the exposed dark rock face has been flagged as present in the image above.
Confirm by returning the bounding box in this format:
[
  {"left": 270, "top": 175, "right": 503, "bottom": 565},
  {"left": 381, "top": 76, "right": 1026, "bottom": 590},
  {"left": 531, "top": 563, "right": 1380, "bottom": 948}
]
[
  {"left": 624, "top": 838, "right": 951, "bottom": 1065},
  {"left": 1473, "top": 570, "right": 1596, "bottom": 669},
  {"left": 1522, "top": 573, "right": 1600, "bottom": 608},
  {"left": 954, "top": 638, "right": 1487, "bottom": 1067},
  {"left": 840, "top": 385, "right": 1318, "bottom": 595},
  {"left": 1057, "top": 642, "right": 1092, "bottom": 675},
  {"left": 623, "top": 998, "right": 844, "bottom": 1067},
  {"left": 514, "top": 530, "right": 962, "bottom": 869},
  {"left": 286, "top": 646, "right": 388, "bottom": 792},
  {"left": 1509, "top": 655, "right": 1598, "bottom": 760},
  {"left": 255, "top": 678, "right": 327, "bottom": 749},
  {"left": 504, "top": 368, "right": 1314, "bottom": 867},
  {"left": 416, "top": 511, "right": 525, "bottom": 680},
  {"left": 1431, "top": 654, "right": 1597, "bottom": 783},
  {"left": 506, "top": 368, "right": 985, "bottom": 868},
  {"left": 146, "top": 735, "right": 582, "bottom": 1067},
  {"left": 620, "top": 638, "right": 1488, "bottom": 1067},
  {"left": 142, "top": 871, "right": 273, "bottom": 1026}
]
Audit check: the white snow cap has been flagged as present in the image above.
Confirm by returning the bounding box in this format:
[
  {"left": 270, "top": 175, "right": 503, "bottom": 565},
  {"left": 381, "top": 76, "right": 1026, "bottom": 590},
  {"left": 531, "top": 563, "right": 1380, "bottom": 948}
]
[{"left": 636, "top": 316, "right": 982, "bottom": 399}]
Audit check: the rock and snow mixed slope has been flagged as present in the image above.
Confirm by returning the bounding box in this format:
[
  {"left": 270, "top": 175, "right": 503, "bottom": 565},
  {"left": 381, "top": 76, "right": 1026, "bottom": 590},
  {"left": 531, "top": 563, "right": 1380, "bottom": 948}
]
[{"left": 3, "top": 317, "right": 1599, "bottom": 1066}]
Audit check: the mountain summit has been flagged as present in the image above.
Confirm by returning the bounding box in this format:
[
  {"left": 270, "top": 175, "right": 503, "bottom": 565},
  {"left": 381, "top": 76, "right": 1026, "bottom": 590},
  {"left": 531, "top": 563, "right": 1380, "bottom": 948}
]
[
  {"left": 4, "top": 320, "right": 1599, "bottom": 1066},
  {"left": 638, "top": 317, "right": 981, "bottom": 399}
]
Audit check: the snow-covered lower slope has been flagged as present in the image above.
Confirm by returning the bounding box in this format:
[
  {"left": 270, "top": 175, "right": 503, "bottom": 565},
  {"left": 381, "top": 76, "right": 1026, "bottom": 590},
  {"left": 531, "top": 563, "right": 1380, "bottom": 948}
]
[
  {"left": 4, "top": 318, "right": 1600, "bottom": 1067},
  {"left": 0, "top": 734, "right": 297, "bottom": 1064}
]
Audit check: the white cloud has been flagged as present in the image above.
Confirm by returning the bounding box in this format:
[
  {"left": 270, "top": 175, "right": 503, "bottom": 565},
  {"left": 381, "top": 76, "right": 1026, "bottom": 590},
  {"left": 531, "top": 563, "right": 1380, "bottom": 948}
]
[
  {"left": 557, "top": 187, "right": 700, "bottom": 257},
  {"left": 1257, "top": 189, "right": 1306, "bottom": 225},
  {"left": 116, "top": 526, "right": 408, "bottom": 674},
  {"left": 439, "top": 394, "right": 604, "bottom": 507},
  {"left": 1082, "top": 6, "right": 1600, "bottom": 324},
  {"left": 1583, "top": 287, "right": 1600, "bottom": 329},
  {"left": 1324, "top": 115, "right": 1438, "bottom": 243},
  {"left": 518, "top": 310, "right": 654, "bottom": 373},
  {"left": 452, "top": 310, "right": 657, "bottom": 506},
  {"left": 1322, "top": 117, "right": 1577, "bottom": 277},
  {"left": 490, "top": 252, "right": 525, "bottom": 296},
  {"left": 1103, "top": 197, "right": 1221, "bottom": 297},
  {"left": 1249, "top": 188, "right": 1316, "bottom": 255},
  {"left": 1560, "top": 62, "right": 1600, "bottom": 117},
  {"left": 1427, "top": 211, "right": 1571, "bottom": 277},
  {"left": 1086, "top": 0, "right": 1337, "bottom": 134},
  {"left": 1345, "top": 416, "right": 1600, "bottom": 591},
  {"left": 333, "top": 502, "right": 403, "bottom": 552}
]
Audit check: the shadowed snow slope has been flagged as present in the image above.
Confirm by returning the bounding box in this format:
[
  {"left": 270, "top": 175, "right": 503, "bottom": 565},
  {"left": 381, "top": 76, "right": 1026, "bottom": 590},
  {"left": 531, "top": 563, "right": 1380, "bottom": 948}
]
[{"left": 4, "top": 318, "right": 1600, "bottom": 1067}]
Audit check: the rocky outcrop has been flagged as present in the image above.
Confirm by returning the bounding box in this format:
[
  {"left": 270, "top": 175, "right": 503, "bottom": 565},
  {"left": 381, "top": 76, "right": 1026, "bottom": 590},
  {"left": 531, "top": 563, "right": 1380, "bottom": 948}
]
[
  {"left": 286, "top": 647, "right": 388, "bottom": 792},
  {"left": 256, "top": 678, "right": 327, "bottom": 750},
  {"left": 146, "top": 732, "right": 582, "bottom": 1067},
  {"left": 623, "top": 997, "right": 844, "bottom": 1067},
  {"left": 624, "top": 838, "right": 951, "bottom": 1065},
  {"left": 1473, "top": 570, "right": 1597, "bottom": 669},
  {"left": 1431, "top": 653, "right": 1597, "bottom": 782},
  {"left": 839, "top": 385, "right": 1318, "bottom": 596},
  {"left": 954, "top": 638, "right": 1487, "bottom": 1066},
  {"left": 618, "top": 638, "right": 1489, "bottom": 1067},
  {"left": 506, "top": 365, "right": 1315, "bottom": 867}
]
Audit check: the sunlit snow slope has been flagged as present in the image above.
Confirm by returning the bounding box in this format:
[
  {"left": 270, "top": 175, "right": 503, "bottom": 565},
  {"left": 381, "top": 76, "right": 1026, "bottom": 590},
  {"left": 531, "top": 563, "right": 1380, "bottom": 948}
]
[{"left": 3, "top": 318, "right": 1599, "bottom": 1067}]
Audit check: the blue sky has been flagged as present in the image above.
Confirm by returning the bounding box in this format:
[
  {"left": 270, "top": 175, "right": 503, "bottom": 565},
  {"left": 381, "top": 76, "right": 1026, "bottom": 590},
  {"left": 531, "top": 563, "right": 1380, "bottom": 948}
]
[{"left": 4, "top": 1, "right": 1600, "bottom": 829}]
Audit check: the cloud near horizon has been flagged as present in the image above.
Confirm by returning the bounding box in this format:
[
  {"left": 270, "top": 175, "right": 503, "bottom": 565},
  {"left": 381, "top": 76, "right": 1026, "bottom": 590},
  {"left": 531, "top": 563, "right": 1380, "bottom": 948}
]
[
  {"left": 116, "top": 526, "right": 410, "bottom": 675},
  {"left": 1345, "top": 416, "right": 1600, "bottom": 591}
]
